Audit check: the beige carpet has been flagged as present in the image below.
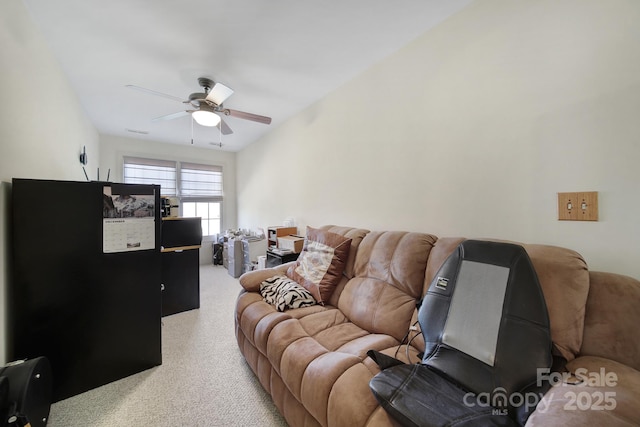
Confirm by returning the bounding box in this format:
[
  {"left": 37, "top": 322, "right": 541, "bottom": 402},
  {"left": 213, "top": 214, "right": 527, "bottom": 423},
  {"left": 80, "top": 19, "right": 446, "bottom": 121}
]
[{"left": 47, "top": 264, "right": 288, "bottom": 427}]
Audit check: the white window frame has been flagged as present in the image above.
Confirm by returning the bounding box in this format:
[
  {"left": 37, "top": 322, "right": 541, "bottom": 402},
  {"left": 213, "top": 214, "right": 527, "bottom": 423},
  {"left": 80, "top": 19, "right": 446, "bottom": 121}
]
[
  {"left": 122, "top": 157, "right": 224, "bottom": 238},
  {"left": 181, "top": 200, "right": 222, "bottom": 240}
]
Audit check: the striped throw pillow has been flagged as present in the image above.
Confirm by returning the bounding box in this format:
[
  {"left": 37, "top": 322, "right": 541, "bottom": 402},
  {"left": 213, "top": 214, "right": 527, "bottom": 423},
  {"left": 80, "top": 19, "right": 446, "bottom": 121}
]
[{"left": 260, "top": 275, "right": 317, "bottom": 312}]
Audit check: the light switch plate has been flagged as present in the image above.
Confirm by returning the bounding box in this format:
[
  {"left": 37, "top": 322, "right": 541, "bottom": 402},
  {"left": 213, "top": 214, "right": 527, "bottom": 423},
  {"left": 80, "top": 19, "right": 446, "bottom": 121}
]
[{"left": 558, "top": 192, "right": 598, "bottom": 221}]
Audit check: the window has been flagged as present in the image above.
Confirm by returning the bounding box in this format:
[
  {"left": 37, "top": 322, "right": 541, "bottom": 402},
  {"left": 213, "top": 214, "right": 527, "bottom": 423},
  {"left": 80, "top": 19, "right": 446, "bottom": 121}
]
[
  {"left": 123, "top": 157, "right": 223, "bottom": 237},
  {"left": 123, "top": 157, "right": 177, "bottom": 196},
  {"left": 182, "top": 201, "right": 220, "bottom": 237},
  {"left": 179, "top": 162, "right": 223, "bottom": 237}
]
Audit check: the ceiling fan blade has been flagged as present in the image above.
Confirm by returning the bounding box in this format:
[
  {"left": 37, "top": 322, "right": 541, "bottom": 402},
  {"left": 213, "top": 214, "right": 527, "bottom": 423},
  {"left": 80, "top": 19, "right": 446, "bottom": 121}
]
[
  {"left": 219, "top": 117, "right": 233, "bottom": 135},
  {"left": 205, "top": 82, "right": 234, "bottom": 105},
  {"left": 223, "top": 108, "right": 272, "bottom": 125},
  {"left": 126, "top": 85, "right": 186, "bottom": 103},
  {"left": 152, "top": 110, "right": 192, "bottom": 122}
]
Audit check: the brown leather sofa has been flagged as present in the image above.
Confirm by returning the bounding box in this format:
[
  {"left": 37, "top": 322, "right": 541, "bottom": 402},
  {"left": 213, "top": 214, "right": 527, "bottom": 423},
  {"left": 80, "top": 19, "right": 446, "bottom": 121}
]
[{"left": 235, "top": 226, "right": 640, "bottom": 426}]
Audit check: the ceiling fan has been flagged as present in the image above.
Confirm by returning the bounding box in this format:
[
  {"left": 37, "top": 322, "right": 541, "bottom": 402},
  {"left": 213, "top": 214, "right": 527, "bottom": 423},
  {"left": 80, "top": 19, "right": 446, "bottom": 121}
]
[{"left": 127, "top": 77, "right": 272, "bottom": 135}]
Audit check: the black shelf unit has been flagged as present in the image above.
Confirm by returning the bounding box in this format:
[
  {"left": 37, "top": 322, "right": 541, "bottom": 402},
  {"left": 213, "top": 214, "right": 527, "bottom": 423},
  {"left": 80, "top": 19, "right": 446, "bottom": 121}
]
[{"left": 9, "top": 179, "right": 162, "bottom": 402}]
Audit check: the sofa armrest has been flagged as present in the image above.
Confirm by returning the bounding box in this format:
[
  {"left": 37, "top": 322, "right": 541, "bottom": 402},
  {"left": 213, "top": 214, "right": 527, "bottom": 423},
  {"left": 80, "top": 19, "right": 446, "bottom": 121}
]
[{"left": 238, "top": 262, "right": 296, "bottom": 292}]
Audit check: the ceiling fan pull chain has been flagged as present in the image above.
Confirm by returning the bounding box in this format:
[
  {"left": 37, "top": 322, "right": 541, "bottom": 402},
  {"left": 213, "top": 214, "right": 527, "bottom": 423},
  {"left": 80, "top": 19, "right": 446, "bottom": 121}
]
[{"left": 191, "top": 115, "right": 194, "bottom": 144}]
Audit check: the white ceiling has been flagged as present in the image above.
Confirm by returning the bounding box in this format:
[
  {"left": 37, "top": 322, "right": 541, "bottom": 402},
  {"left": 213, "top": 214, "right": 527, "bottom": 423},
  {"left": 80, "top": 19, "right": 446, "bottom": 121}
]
[{"left": 22, "top": 0, "right": 473, "bottom": 151}]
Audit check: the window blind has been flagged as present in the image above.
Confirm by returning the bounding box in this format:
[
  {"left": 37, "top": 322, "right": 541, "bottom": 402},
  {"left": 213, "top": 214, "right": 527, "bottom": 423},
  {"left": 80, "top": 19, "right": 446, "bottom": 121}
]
[
  {"left": 180, "top": 162, "right": 223, "bottom": 199},
  {"left": 123, "top": 156, "right": 177, "bottom": 196}
]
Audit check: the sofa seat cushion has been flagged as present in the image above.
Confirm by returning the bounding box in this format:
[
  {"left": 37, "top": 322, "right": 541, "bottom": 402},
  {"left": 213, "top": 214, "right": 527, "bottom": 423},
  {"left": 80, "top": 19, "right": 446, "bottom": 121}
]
[
  {"left": 266, "top": 309, "right": 401, "bottom": 379},
  {"left": 526, "top": 356, "right": 640, "bottom": 426},
  {"left": 236, "top": 291, "right": 331, "bottom": 354},
  {"left": 313, "top": 322, "right": 369, "bottom": 350},
  {"left": 236, "top": 294, "right": 291, "bottom": 354},
  {"left": 256, "top": 302, "right": 411, "bottom": 426},
  {"left": 291, "top": 338, "right": 411, "bottom": 427},
  {"left": 336, "top": 334, "right": 400, "bottom": 359},
  {"left": 297, "top": 308, "right": 350, "bottom": 335},
  {"left": 327, "top": 344, "right": 423, "bottom": 427}
]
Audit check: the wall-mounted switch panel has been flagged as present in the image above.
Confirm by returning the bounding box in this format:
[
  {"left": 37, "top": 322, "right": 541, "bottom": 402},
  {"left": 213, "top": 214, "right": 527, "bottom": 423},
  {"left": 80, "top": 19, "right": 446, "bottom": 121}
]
[{"left": 558, "top": 191, "right": 598, "bottom": 221}]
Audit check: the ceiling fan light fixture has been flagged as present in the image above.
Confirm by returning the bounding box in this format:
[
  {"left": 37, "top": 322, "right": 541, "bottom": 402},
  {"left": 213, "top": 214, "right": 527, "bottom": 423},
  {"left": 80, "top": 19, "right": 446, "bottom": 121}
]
[{"left": 192, "top": 109, "right": 221, "bottom": 127}]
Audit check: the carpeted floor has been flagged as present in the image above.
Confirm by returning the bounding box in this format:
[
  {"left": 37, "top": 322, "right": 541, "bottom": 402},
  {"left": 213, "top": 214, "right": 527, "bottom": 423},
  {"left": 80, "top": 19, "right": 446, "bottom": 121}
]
[{"left": 47, "top": 264, "right": 288, "bottom": 427}]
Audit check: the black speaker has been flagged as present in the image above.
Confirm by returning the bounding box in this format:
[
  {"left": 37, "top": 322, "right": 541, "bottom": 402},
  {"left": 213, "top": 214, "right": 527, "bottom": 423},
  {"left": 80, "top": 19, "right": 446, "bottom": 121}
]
[{"left": 0, "top": 357, "right": 52, "bottom": 427}]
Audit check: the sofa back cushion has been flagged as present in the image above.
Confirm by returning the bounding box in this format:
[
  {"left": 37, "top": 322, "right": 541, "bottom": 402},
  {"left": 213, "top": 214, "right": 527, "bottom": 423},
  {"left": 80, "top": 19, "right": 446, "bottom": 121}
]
[
  {"left": 522, "top": 243, "right": 590, "bottom": 361},
  {"left": 338, "top": 231, "right": 437, "bottom": 340},
  {"left": 319, "top": 225, "right": 369, "bottom": 279},
  {"left": 580, "top": 271, "right": 640, "bottom": 371},
  {"left": 425, "top": 237, "right": 466, "bottom": 285},
  {"left": 425, "top": 237, "right": 590, "bottom": 362}
]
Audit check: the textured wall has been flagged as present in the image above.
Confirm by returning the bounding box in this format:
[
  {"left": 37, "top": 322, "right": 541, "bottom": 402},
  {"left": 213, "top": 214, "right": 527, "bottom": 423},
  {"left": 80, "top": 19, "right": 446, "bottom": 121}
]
[
  {"left": 0, "top": 0, "right": 100, "bottom": 363},
  {"left": 237, "top": 0, "right": 640, "bottom": 279}
]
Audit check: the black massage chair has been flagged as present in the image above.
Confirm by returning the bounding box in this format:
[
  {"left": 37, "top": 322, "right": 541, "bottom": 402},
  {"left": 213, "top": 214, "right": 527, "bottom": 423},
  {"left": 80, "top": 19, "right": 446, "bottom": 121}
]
[{"left": 369, "top": 240, "right": 557, "bottom": 426}]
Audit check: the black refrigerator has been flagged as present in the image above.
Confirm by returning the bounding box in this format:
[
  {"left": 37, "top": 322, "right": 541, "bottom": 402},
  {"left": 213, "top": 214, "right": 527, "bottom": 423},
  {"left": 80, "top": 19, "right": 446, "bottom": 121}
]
[{"left": 9, "top": 179, "right": 163, "bottom": 402}]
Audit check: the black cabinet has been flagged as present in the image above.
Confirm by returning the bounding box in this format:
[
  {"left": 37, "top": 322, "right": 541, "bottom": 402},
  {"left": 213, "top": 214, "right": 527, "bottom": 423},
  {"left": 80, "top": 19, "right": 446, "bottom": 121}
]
[
  {"left": 161, "top": 250, "right": 200, "bottom": 316},
  {"left": 10, "top": 179, "right": 162, "bottom": 402},
  {"left": 161, "top": 217, "right": 202, "bottom": 316}
]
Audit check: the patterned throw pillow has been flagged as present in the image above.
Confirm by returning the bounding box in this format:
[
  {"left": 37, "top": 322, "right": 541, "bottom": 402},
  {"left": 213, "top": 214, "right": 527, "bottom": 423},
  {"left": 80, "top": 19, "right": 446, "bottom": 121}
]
[
  {"left": 286, "top": 226, "right": 352, "bottom": 305},
  {"left": 260, "top": 275, "right": 317, "bottom": 312}
]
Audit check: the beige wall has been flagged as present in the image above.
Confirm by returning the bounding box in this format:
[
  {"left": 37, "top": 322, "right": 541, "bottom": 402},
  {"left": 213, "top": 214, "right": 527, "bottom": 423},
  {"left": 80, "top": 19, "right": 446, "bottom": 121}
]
[
  {"left": 1, "top": 0, "right": 238, "bottom": 362},
  {"left": 1, "top": 0, "right": 100, "bottom": 363},
  {"left": 99, "top": 134, "right": 238, "bottom": 263},
  {"left": 237, "top": 0, "right": 640, "bottom": 279}
]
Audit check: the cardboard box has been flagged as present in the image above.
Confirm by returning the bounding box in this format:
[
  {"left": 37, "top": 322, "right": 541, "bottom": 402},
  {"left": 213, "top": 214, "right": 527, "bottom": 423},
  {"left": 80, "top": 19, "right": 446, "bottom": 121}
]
[{"left": 278, "top": 235, "right": 305, "bottom": 253}]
